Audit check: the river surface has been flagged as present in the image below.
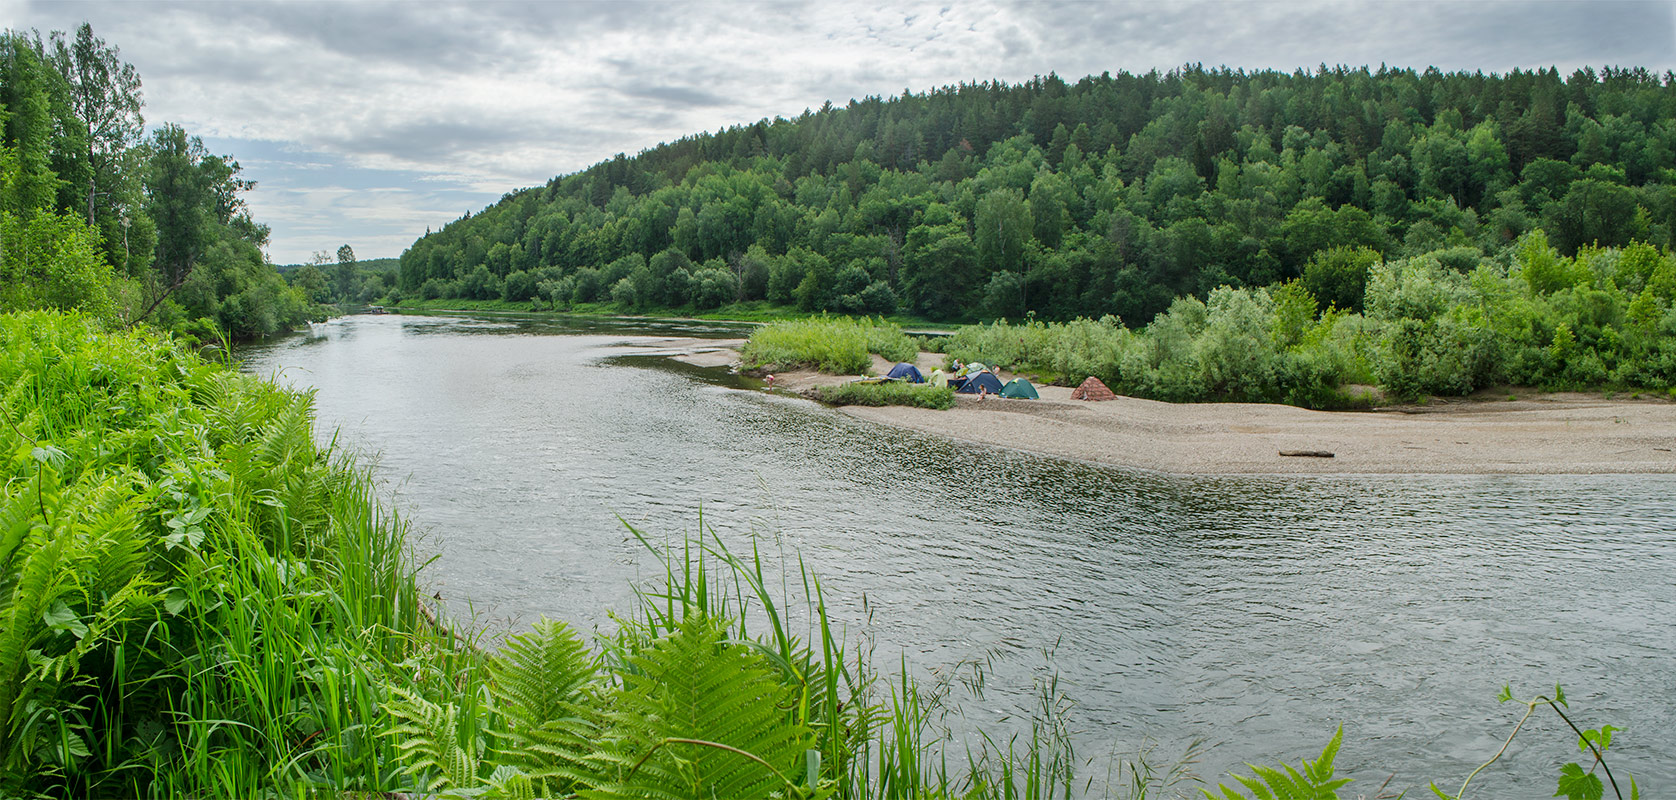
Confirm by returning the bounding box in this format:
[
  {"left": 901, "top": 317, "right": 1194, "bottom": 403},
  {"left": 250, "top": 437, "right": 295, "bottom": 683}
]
[{"left": 241, "top": 312, "right": 1675, "bottom": 797}]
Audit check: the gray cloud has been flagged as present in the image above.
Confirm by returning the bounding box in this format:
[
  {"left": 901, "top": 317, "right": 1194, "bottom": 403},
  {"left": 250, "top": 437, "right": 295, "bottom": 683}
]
[
  {"left": 15, "top": 0, "right": 1675, "bottom": 264},
  {"left": 619, "top": 84, "right": 733, "bottom": 108}
]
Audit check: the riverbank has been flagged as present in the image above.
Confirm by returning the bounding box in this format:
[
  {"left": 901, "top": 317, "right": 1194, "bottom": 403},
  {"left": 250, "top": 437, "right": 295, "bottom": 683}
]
[{"left": 648, "top": 340, "right": 1676, "bottom": 475}]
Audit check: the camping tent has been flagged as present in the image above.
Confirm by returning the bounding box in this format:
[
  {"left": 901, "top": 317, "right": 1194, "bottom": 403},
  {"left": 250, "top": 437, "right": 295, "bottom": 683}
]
[
  {"left": 958, "top": 362, "right": 987, "bottom": 378},
  {"left": 1000, "top": 378, "right": 1039, "bottom": 399},
  {"left": 954, "top": 371, "right": 1004, "bottom": 395},
  {"left": 1070, "top": 376, "right": 1116, "bottom": 401},
  {"left": 885, "top": 362, "right": 924, "bottom": 383},
  {"left": 926, "top": 369, "right": 948, "bottom": 388}
]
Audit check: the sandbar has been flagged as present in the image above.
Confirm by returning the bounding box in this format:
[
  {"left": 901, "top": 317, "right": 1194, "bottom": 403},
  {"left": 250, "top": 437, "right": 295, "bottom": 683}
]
[{"left": 638, "top": 339, "right": 1676, "bottom": 475}]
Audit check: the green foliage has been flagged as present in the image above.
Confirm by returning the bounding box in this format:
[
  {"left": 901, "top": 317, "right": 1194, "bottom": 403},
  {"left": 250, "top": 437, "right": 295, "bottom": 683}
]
[
  {"left": 0, "top": 209, "right": 116, "bottom": 320},
  {"left": 1431, "top": 684, "right": 1638, "bottom": 800},
  {"left": 1203, "top": 726, "right": 1350, "bottom": 800},
  {"left": 400, "top": 65, "right": 1676, "bottom": 327},
  {"left": 741, "top": 315, "right": 916, "bottom": 373},
  {"left": 488, "top": 618, "right": 601, "bottom": 791},
  {"left": 1302, "top": 246, "right": 1379, "bottom": 312},
  {"left": 585, "top": 615, "right": 816, "bottom": 800},
  {"left": 815, "top": 381, "right": 956, "bottom": 410},
  {"left": 2, "top": 26, "right": 313, "bottom": 341},
  {"left": 0, "top": 310, "right": 433, "bottom": 795}
]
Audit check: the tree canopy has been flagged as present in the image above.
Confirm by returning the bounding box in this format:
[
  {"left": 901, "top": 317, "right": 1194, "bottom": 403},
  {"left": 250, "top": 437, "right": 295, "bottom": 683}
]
[
  {"left": 399, "top": 65, "right": 1676, "bottom": 326},
  {"left": 0, "top": 25, "right": 313, "bottom": 339}
]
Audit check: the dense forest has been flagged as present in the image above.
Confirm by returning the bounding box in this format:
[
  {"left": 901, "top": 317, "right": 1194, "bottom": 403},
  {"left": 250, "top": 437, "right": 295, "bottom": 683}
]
[
  {"left": 398, "top": 65, "right": 1676, "bottom": 397},
  {"left": 0, "top": 25, "right": 314, "bottom": 339},
  {"left": 399, "top": 65, "right": 1676, "bottom": 323}
]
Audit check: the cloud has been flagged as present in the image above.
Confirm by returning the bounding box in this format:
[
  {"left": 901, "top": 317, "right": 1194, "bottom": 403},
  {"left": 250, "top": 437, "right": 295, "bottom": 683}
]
[
  {"left": 15, "top": 0, "right": 1675, "bottom": 264},
  {"left": 619, "top": 84, "right": 732, "bottom": 108}
]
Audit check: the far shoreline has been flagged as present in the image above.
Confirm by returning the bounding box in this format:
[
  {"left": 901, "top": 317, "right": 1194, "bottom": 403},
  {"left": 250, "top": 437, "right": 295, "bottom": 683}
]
[{"left": 640, "top": 338, "right": 1676, "bottom": 477}]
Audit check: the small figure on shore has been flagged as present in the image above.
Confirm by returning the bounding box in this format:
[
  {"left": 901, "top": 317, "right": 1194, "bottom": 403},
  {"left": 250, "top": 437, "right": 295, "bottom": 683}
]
[
  {"left": 979, "top": 385, "right": 988, "bottom": 401},
  {"left": 765, "top": 374, "right": 776, "bottom": 389}
]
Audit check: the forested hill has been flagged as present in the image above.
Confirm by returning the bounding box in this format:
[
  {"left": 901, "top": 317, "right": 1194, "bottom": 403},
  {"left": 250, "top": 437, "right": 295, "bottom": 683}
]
[{"left": 397, "top": 65, "right": 1676, "bottom": 324}]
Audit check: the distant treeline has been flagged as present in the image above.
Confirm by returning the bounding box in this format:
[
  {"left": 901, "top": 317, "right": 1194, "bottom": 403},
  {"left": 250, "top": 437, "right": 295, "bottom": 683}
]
[
  {"left": 397, "top": 65, "right": 1676, "bottom": 328},
  {"left": 277, "top": 256, "right": 398, "bottom": 274}
]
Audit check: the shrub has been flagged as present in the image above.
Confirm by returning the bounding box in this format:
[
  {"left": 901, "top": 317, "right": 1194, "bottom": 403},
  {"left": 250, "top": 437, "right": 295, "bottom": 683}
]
[
  {"left": 0, "top": 211, "right": 116, "bottom": 321},
  {"left": 742, "top": 316, "right": 916, "bottom": 374},
  {"left": 815, "top": 381, "right": 956, "bottom": 409}
]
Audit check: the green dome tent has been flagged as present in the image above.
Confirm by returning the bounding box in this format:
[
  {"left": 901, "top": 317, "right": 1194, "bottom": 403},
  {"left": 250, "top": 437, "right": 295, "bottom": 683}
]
[{"left": 1000, "top": 378, "right": 1039, "bottom": 399}]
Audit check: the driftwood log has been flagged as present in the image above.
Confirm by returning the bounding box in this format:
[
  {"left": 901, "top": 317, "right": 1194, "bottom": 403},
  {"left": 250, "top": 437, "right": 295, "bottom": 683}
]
[{"left": 1279, "top": 450, "right": 1336, "bottom": 458}]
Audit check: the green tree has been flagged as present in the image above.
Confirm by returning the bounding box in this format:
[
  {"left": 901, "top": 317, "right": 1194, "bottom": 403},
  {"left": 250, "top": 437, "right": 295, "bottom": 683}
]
[
  {"left": 291, "top": 263, "right": 329, "bottom": 304},
  {"left": 0, "top": 208, "right": 114, "bottom": 319},
  {"left": 48, "top": 24, "right": 142, "bottom": 230},
  {"left": 139, "top": 123, "right": 267, "bottom": 325},
  {"left": 1303, "top": 246, "right": 1381, "bottom": 312},
  {"left": 0, "top": 35, "right": 65, "bottom": 217},
  {"left": 142, "top": 124, "right": 216, "bottom": 296},
  {"left": 335, "top": 243, "right": 356, "bottom": 300}
]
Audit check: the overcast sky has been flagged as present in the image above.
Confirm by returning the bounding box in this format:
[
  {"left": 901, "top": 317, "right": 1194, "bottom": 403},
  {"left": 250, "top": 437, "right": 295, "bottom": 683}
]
[{"left": 9, "top": 1, "right": 1676, "bottom": 265}]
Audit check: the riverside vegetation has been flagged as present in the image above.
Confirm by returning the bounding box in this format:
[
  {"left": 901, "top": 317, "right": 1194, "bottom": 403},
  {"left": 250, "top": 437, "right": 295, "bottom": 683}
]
[
  {"left": 394, "top": 65, "right": 1676, "bottom": 358},
  {"left": 741, "top": 316, "right": 919, "bottom": 374},
  {"left": 0, "top": 310, "right": 1645, "bottom": 798},
  {"left": 2, "top": 25, "right": 324, "bottom": 343},
  {"left": 738, "top": 235, "right": 1676, "bottom": 408}
]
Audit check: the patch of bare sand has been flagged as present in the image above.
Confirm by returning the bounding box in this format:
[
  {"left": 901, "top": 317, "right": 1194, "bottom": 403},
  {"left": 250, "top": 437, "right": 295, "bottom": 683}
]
[
  {"left": 656, "top": 344, "right": 1676, "bottom": 474},
  {"left": 620, "top": 337, "right": 746, "bottom": 368}
]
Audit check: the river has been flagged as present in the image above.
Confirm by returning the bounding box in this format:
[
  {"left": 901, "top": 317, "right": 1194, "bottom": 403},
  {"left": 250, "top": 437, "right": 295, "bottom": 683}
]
[{"left": 240, "top": 312, "right": 1674, "bottom": 797}]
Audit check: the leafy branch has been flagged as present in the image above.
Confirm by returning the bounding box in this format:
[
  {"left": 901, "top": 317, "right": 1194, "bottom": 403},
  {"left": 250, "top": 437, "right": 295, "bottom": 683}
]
[{"left": 1431, "top": 684, "right": 1638, "bottom": 800}]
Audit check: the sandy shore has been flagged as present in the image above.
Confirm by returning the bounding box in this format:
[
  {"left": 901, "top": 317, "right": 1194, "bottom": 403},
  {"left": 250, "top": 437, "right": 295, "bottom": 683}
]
[{"left": 641, "top": 339, "right": 1676, "bottom": 475}]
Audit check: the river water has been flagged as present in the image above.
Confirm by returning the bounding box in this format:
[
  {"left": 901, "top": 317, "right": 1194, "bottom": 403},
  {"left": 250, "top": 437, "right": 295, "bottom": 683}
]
[{"left": 241, "top": 312, "right": 1674, "bottom": 797}]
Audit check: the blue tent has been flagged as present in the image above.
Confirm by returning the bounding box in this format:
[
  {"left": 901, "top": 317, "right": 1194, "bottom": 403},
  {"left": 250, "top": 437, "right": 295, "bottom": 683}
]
[
  {"left": 954, "top": 371, "right": 1004, "bottom": 394},
  {"left": 885, "top": 362, "right": 924, "bottom": 383}
]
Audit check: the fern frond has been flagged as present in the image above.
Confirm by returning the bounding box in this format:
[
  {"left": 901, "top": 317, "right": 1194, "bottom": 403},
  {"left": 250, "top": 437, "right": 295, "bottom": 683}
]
[
  {"left": 480, "top": 764, "right": 538, "bottom": 800},
  {"left": 385, "top": 685, "right": 483, "bottom": 792},
  {"left": 0, "top": 523, "right": 71, "bottom": 746},
  {"left": 491, "top": 617, "right": 599, "bottom": 722},
  {"left": 488, "top": 617, "right": 603, "bottom": 788},
  {"left": 1204, "top": 727, "right": 1349, "bottom": 800},
  {"left": 254, "top": 390, "right": 316, "bottom": 472},
  {"left": 584, "top": 614, "right": 815, "bottom": 800}
]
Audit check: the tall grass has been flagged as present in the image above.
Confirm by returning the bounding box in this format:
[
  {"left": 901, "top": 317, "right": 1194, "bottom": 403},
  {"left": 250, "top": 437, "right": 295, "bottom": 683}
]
[
  {"left": 742, "top": 316, "right": 919, "bottom": 374},
  {"left": 0, "top": 310, "right": 441, "bottom": 796}
]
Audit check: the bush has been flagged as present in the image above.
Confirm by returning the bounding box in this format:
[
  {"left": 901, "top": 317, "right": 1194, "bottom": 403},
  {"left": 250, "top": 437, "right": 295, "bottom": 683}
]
[
  {"left": 742, "top": 316, "right": 917, "bottom": 374},
  {"left": 815, "top": 381, "right": 956, "bottom": 409},
  {"left": 0, "top": 210, "right": 116, "bottom": 321}
]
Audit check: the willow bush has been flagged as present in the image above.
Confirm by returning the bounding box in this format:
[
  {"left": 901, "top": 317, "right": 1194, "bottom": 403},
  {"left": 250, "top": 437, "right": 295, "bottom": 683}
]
[
  {"left": 742, "top": 315, "right": 918, "bottom": 374},
  {"left": 937, "top": 236, "right": 1676, "bottom": 407}
]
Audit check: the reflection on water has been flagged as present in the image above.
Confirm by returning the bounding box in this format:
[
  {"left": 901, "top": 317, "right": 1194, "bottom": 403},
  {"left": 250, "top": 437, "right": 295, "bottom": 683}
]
[{"left": 242, "top": 313, "right": 1675, "bottom": 796}]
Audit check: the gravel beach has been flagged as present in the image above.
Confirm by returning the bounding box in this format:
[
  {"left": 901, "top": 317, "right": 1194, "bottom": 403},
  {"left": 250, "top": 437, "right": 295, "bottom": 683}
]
[{"left": 643, "top": 339, "right": 1676, "bottom": 475}]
